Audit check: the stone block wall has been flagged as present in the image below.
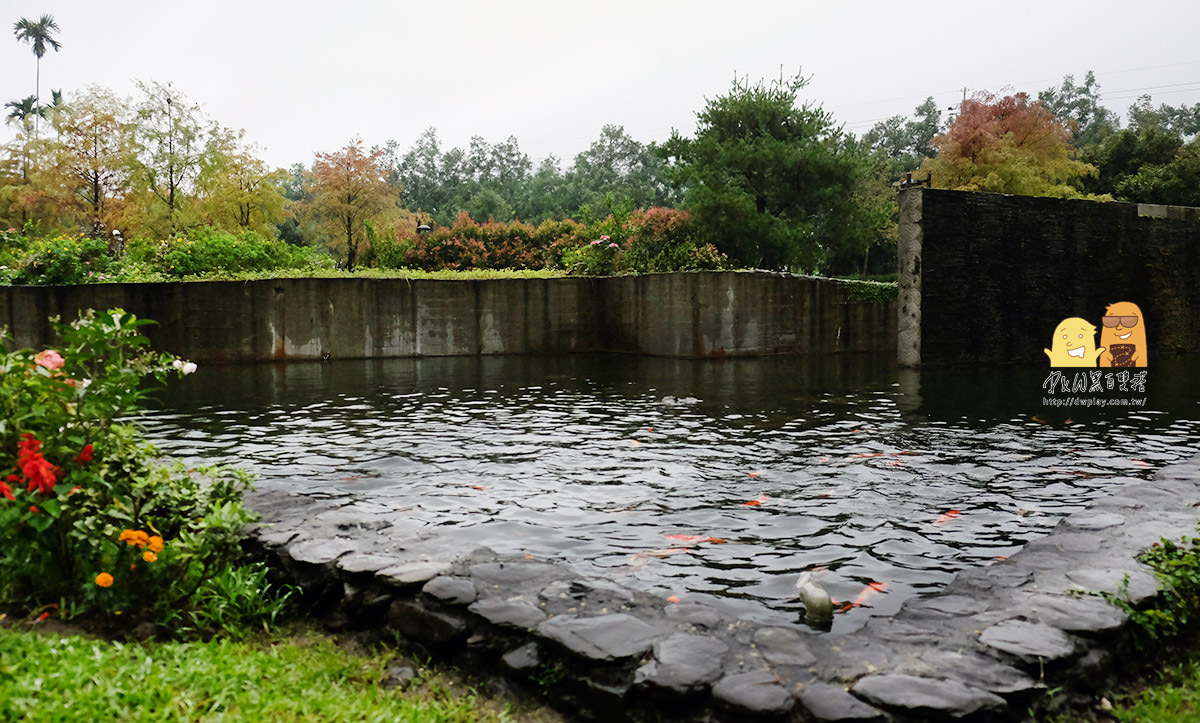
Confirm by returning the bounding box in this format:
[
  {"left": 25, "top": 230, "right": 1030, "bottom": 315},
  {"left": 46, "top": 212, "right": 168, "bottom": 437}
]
[{"left": 898, "top": 188, "right": 1200, "bottom": 366}]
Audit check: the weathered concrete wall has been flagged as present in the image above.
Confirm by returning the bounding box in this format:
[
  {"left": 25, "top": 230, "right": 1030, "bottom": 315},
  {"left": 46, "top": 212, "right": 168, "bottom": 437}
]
[
  {"left": 0, "top": 272, "right": 896, "bottom": 362},
  {"left": 898, "top": 188, "right": 1200, "bottom": 366}
]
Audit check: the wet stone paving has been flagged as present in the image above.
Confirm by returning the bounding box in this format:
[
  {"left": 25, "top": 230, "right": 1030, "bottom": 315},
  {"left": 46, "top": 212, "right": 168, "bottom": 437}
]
[{"left": 245, "top": 453, "right": 1200, "bottom": 722}]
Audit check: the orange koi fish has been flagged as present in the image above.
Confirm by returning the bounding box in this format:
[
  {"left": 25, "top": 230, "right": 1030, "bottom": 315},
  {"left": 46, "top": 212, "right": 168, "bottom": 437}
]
[{"left": 934, "top": 509, "right": 961, "bottom": 526}]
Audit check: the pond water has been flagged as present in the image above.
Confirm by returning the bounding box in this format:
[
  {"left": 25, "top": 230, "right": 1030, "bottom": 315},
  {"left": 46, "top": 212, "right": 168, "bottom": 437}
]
[{"left": 140, "top": 353, "right": 1200, "bottom": 631}]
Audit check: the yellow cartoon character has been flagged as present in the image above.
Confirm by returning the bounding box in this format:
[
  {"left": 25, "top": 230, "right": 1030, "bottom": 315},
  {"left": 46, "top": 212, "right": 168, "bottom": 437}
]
[
  {"left": 1044, "top": 317, "right": 1105, "bottom": 367},
  {"left": 1099, "top": 301, "right": 1148, "bottom": 367}
]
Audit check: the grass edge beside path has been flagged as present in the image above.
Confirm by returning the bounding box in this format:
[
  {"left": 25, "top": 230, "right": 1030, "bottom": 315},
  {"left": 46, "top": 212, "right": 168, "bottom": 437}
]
[{"left": 0, "top": 618, "right": 567, "bottom": 723}]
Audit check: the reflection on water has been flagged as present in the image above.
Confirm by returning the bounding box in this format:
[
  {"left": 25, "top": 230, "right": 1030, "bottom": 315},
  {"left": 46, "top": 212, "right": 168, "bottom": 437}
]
[{"left": 140, "top": 353, "right": 1200, "bottom": 630}]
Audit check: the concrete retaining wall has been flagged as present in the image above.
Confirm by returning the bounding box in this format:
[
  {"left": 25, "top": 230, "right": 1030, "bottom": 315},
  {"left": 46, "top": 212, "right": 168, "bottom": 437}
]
[
  {"left": 898, "top": 188, "right": 1200, "bottom": 367},
  {"left": 0, "top": 272, "right": 896, "bottom": 362}
]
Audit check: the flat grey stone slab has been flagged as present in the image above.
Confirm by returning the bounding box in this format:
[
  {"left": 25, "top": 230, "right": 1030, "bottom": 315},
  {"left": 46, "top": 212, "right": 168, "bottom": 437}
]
[
  {"left": 337, "top": 553, "right": 402, "bottom": 575},
  {"left": 501, "top": 642, "right": 539, "bottom": 672},
  {"left": 664, "top": 602, "right": 726, "bottom": 630},
  {"left": 979, "top": 619, "right": 1075, "bottom": 661},
  {"left": 469, "top": 599, "right": 547, "bottom": 629},
  {"left": 712, "top": 670, "right": 792, "bottom": 715},
  {"left": 388, "top": 600, "right": 467, "bottom": 644},
  {"left": 1027, "top": 532, "right": 1104, "bottom": 554},
  {"left": 378, "top": 560, "right": 453, "bottom": 586},
  {"left": 753, "top": 626, "right": 817, "bottom": 666},
  {"left": 538, "top": 613, "right": 660, "bottom": 661},
  {"left": 288, "top": 538, "right": 359, "bottom": 565},
  {"left": 471, "top": 561, "right": 561, "bottom": 587},
  {"left": 902, "top": 594, "right": 988, "bottom": 617},
  {"left": 915, "top": 650, "right": 1040, "bottom": 695},
  {"left": 634, "top": 632, "right": 728, "bottom": 694},
  {"left": 312, "top": 507, "right": 392, "bottom": 531},
  {"left": 798, "top": 682, "right": 884, "bottom": 721},
  {"left": 255, "top": 526, "right": 300, "bottom": 547},
  {"left": 1066, "top": 567, "right": 1158, "bottom": 603},
  {"left": 423, "top": 576, "right": 477, "bottom": 605},
  {"left": 852, "top": 674, "right": 1005, "bottom": 717},
  {"left": 1065, "top": 512, "right": 1126, "bottom": 530},
  {"left": 1025, "top": 592, "right": 1127, "bottom": 632}
]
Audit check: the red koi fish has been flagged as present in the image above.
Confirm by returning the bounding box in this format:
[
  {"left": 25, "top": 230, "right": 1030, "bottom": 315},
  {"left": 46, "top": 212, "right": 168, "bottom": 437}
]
[{"left": 934, "top": 509, "right": 961, "bottom": 526}]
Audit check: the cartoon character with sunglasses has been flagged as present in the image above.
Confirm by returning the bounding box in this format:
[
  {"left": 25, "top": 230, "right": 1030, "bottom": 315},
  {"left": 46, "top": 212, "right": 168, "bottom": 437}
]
[{"left": 1099, "top": 301, "right": 1147, "bottom": 368}]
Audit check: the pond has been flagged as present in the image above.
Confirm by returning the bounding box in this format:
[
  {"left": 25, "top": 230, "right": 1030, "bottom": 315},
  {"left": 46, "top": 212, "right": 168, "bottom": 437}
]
[{"left": 140, "top": 353, "right": 1200, "bottom": 632}]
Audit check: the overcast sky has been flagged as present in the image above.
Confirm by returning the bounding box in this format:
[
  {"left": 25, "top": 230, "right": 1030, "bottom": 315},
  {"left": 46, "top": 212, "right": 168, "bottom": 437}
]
[{"left": 4, "top": 1, "right": 1199, "bottom": 170}]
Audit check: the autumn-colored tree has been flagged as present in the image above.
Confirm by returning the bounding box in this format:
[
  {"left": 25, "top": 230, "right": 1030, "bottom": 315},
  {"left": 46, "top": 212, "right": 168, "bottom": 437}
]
[
  {"left": 196, "top": 128, "right": 287, "bottom": 237},
  {"left": 919, "top": 92, "right": 1098, "bottom": 198},
  {"left": 53, "top": 86, "right": 133, "bottom": 234},
  {"left": 309, "top": 139, "right": 393, "bottom": 270}
]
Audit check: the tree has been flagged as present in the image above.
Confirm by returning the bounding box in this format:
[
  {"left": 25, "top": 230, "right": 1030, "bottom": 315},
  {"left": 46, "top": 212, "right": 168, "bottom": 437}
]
[
  {"left": 128, "top": 81, "right": 209, "bottom": 234},
  {"left": 1038, "top": 71, "right": 1119, "bottom": 148},
  {"left": 309, "top": 139, "right": 392, "bottom": 270},
  {"left": 53, "top": 86, "right": 133, "bottom": 234},
  {"left": 1157, "top": 101, "right": 1200, "bottom": 140},
  {"left": 5, "top": 95, "right": 42, "bottom": 129},
  {"left": 864, "top": 97, "right": 943, "bottom": 173},
  {"left": 920, "top": 91, "right": 1098, "bottom": 197},
  {"left": 196, "top": 128, "right": 287, "bottom": 237},
  {"left": 567, "top": 124, "right": 678, "bottom": 213},
  {"left": 12, "top": 14, "right": 62, "bottom": 141},
  {"left": 660, "top": 73, "right": 878, "bottom": 271},
  {"left": 1082, "top": 97, "right": 1200, "bottom": 205}
]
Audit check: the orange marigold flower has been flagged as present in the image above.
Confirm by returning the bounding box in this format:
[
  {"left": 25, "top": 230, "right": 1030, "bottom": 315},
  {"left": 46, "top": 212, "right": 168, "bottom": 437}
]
[
  {"left": 119, "top": 529, "right": 149, "bottom": 548},
  {"left": 95, "top": 572, "right": 114, "bottom": 588},
  {"left": 142, "top": 550, "right": 157, "bottom": 563},
  {"left": 148, "top": 536, "right": 164, "bottom": 553}
]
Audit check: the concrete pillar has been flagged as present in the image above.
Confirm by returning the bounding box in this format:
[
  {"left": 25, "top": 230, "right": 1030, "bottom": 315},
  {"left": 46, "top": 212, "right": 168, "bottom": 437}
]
[{"left": 897, "top": 188, "right": 923, "bottom": 367}]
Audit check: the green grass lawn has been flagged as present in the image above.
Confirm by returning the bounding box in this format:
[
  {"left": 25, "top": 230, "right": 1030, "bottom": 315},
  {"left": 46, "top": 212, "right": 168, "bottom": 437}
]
[
  {"left": 0, "top": 622, "right": 563, "bottom": 723},
  {"left": 7, "top": 618, "right": 1200, "bottom": 722}
]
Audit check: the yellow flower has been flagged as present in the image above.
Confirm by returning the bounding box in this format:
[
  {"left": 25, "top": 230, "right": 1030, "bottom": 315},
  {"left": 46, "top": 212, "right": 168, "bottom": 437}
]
[
  {"left": 95, "top": 572, "right": 114, "bottom": 587},
  {"left": 148, "top": 536, "right": 164, "bottom": 552},
  {"left": 142, "top": 550, "right": 157, "bottom": 563}
]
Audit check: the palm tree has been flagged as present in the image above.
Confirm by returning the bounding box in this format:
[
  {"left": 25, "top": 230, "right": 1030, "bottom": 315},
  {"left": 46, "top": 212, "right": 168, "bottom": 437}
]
[
  {"left": 13, "top": 14, "right": 62, "bottom": 140},
  {"left": 4, "top": 95, "right": 41, "bottom": 130}
]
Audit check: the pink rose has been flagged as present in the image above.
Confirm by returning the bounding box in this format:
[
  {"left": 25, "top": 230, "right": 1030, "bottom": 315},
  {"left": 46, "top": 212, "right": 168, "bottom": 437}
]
[{"left": 35, "top": 350, "right": 64, "bottom": 371}]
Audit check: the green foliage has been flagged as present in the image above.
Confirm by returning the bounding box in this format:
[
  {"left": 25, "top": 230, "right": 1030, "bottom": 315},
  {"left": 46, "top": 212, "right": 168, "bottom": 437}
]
[
  {"left": 0, "top": 627, "right": 520, "bottom": 722},
  {"left": 1038, "top": 71, "right": 1120, "bottom": 149},
  {"left": 621, "top": 207, "right": 728, "bottom": 273},
  {"left": 7, "top": 233, "right": 112, "bottom": 285},
  {"left": 661, "top": 73, "right": 880, "bottom": 272},
  {"left": 0, "top": 309, "right": 287, "bottom": 634},
  {"left": 863, "top": 96, "right": 943, "bottom": 173},
  {"left": 1102, "top": 526, "right": 1200, "bottom": 646},
  {"left": 841, "top": 280, "right": 898, "bottom": 303},
  {"left": 155, "top": 227, "right": 322, "bottom": 278},
  {"left": 1081, "top": 102, "right": 1200, "bottom": 206}
]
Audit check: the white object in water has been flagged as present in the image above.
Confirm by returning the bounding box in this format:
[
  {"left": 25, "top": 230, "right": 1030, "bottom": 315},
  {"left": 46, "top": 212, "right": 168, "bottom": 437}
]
[{"left": 793, "top": 571, "right": 834, "bottom": 621}]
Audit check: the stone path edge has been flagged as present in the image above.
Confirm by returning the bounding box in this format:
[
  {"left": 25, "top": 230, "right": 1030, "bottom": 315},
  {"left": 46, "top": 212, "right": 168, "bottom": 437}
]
[{"left": 242, "top": 454, "right": 1200, "bottom": 722}]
